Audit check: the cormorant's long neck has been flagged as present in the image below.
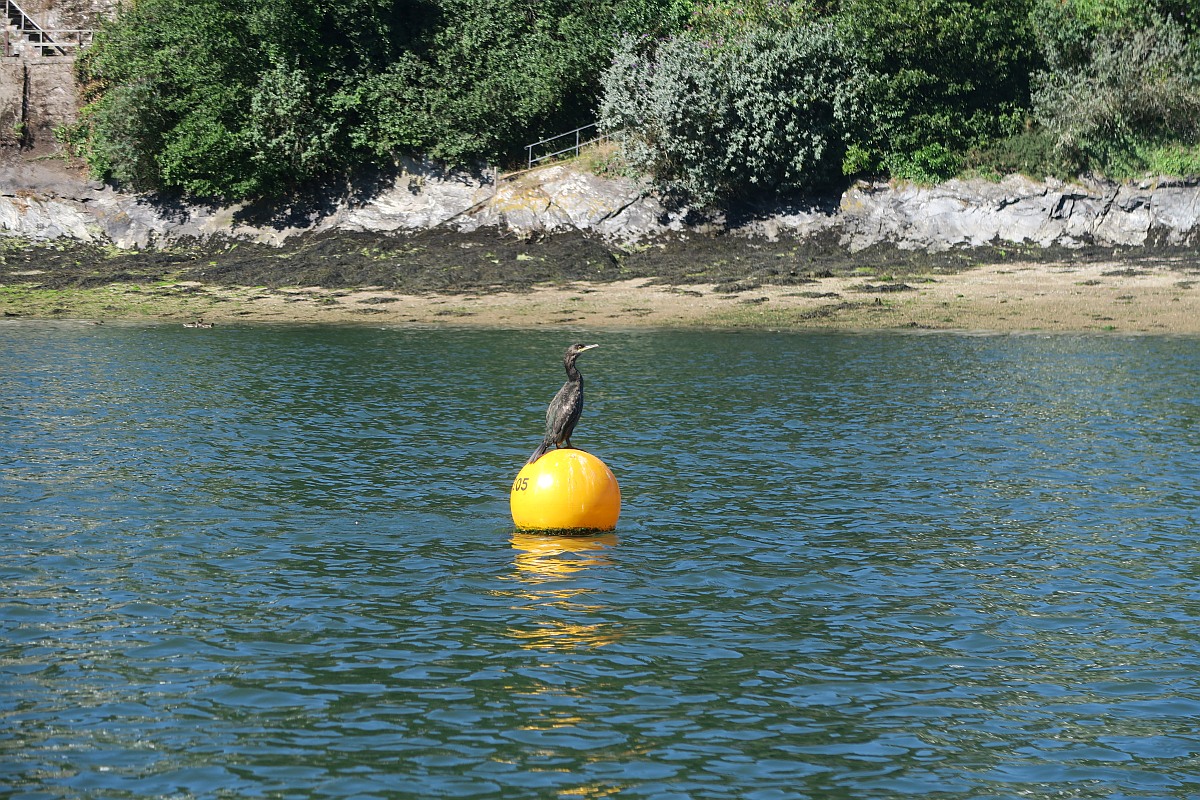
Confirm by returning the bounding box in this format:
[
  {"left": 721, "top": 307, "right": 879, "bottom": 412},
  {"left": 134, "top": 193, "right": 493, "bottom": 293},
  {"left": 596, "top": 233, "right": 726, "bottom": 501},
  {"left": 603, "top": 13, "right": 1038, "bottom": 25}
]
[{"left": 564, "top": 358, "right": 582, "bottom": 383}]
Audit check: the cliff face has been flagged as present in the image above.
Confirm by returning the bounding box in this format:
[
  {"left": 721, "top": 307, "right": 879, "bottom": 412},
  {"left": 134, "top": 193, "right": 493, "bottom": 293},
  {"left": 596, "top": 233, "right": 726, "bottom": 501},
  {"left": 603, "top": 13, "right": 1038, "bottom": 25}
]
[{"left": 3, "top": 157, "right": 1199, "bottom": 254}]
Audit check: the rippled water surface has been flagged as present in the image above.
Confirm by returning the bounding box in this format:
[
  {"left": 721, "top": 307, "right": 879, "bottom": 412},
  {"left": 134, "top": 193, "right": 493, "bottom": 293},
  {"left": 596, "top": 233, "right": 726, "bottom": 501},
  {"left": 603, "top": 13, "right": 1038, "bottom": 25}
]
[{"left": 3, "top": 322, "right": 1200, "bottom": 799}]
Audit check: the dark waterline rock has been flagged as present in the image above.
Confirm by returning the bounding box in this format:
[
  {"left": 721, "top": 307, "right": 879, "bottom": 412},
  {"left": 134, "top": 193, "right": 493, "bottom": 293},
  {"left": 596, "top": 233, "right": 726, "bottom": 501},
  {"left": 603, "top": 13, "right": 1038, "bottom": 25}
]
[{"left": 3, "top": 157, "right": 1200, "bottom": 294}]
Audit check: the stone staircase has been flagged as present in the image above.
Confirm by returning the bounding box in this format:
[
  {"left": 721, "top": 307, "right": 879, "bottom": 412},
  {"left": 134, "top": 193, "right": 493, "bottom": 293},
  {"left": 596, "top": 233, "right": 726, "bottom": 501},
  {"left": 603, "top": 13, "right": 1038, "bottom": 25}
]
[{"left": 4, "top": 0, "right": 92, "bottom": 58}]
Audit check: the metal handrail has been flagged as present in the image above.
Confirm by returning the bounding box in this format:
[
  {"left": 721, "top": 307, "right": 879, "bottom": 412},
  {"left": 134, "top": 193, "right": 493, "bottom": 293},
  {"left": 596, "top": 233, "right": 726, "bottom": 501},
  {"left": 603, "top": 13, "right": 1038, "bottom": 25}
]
[{"left": 525, "top": 123, "right": 613, "bottom": 169}]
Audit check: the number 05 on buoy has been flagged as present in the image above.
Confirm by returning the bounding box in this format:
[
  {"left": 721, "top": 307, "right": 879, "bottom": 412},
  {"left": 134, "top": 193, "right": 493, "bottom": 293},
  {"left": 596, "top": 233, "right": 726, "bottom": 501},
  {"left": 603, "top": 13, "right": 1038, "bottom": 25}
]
[{"left": 510, "top": 449, "right": 621, "bottom": 531}]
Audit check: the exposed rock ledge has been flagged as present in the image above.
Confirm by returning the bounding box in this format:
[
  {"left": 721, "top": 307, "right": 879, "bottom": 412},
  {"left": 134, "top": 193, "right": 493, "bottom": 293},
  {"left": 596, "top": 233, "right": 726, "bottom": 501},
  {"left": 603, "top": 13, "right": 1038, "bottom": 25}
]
[{"left": 2, "top": 156, "right": 1199, "bottom": 252}]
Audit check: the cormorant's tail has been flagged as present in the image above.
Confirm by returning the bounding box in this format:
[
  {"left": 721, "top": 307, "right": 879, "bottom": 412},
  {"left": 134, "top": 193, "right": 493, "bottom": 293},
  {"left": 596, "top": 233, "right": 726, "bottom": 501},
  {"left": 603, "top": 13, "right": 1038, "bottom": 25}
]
[{"left": 526, "top": 441, "right": 551, "bottom": 465}]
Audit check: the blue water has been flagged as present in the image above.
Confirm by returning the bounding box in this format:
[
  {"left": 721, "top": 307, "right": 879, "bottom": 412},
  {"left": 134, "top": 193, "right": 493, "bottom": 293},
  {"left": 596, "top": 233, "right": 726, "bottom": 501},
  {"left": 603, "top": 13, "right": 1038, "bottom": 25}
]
[{"left": 3, "top": 321, "right": 1200, "bottom": 799}]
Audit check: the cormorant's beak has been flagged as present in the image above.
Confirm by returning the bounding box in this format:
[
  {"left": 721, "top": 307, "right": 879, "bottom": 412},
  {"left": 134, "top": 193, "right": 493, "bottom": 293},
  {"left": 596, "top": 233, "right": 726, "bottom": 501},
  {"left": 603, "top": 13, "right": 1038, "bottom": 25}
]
[{"left": 580, "top": 344, "right": 600, "bottom": 352}]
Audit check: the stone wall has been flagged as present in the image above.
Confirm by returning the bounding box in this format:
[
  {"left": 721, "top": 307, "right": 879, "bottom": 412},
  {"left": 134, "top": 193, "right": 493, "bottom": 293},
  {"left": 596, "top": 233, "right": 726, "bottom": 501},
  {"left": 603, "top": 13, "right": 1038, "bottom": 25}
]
[
  {"left": 12, "top": 0, "right": 114, "bottom": 33},
  {"left": 0, "top": 59, "right": 78, "bottom": 150},
  {"left": 0, "top": 62, "right": 22, "bottom": 146},
  {"left": 23, "top": 59, "right": 78, "bottom": 141}
]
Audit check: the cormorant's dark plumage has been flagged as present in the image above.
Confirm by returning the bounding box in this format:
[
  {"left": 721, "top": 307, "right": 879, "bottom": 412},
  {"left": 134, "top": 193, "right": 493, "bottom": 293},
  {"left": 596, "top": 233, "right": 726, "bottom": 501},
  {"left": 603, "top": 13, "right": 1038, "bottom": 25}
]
[{"left": 527, "top": 343, "right": 599, "bottom": 464}]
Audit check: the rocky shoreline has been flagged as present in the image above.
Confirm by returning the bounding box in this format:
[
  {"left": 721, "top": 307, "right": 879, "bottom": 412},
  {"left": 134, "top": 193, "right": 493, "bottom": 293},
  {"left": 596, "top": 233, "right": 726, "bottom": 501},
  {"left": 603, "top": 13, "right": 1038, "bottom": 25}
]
[
  {"left": 2, "top": 155, "right": 1200, "bottom": 332},
  {"left": 4, "top": 154, "right": 1200, "bottom": 250}
]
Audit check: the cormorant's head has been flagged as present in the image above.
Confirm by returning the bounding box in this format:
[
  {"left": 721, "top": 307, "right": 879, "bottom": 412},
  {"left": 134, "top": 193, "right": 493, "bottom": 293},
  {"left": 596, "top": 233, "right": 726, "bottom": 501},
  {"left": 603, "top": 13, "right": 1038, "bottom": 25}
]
[{"left": 563, "top": 343, "right": 599, "bottom": 364}]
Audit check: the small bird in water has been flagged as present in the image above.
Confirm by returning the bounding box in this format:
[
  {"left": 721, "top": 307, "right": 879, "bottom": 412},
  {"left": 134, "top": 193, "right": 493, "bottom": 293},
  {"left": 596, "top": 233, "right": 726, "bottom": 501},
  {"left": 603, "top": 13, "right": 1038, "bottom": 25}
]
[
  {"left": 527, "top": 343, "right": 599, "bottom": 465},
  {"left": 183, "top": 319, "right": 213, "bottom": 329}
]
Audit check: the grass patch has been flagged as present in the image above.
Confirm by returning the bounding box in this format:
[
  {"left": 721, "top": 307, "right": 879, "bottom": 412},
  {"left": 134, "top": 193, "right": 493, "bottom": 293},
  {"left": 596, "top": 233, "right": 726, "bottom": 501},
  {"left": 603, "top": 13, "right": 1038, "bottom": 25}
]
[
  {"left": 0, "top": 282, "right": 191, "bottom": 319},
  {"left": 1141, "top": 142, "right": 1200, "bottom": 179}
]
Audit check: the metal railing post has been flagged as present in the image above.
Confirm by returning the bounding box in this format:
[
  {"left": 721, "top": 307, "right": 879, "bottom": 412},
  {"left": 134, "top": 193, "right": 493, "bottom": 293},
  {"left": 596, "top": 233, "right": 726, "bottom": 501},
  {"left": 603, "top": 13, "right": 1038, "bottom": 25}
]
[{"left": 524, "top": 123, "right": 611, "bottom": 169}]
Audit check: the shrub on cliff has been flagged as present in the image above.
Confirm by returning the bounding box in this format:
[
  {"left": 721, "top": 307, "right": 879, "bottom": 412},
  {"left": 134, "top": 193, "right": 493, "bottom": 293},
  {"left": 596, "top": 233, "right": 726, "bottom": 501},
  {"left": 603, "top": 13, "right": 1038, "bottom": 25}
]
[
  {"left": 1030, "top": 2, "right": 1200, "bottom": 177},
  {"left": 599, "top": 17, "right": 870, "bottom": 207},
  {"left": 65, "top": 0, "right": 1200, "bottom": 201},
  {"left": 600, "top": 0, "right": 1047, "bottom": 200}
]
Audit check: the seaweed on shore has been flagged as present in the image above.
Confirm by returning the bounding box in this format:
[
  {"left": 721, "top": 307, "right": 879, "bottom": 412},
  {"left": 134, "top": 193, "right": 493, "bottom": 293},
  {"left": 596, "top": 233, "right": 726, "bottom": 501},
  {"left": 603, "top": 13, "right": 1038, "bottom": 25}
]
[{"left": 3, "top": 228, "right": 1198, "bottom": 296}]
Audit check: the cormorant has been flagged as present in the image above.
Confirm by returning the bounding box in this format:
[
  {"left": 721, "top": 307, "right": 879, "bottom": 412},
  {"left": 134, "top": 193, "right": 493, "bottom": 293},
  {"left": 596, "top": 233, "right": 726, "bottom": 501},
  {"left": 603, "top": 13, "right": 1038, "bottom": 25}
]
[{"left": 527, "top": 343, "right": 599, "bottom": 464}]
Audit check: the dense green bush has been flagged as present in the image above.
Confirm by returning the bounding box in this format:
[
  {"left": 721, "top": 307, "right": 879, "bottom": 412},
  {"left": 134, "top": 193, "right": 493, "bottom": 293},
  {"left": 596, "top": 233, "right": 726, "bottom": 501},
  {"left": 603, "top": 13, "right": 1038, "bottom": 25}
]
[
  {"left": 77, "top": 0, "right": 255, "bottom": 196},
  {"left": 66, "top": 0, "right": 1200, "bottom": 201},
  {"left": 358, "top": 0, "right": 693, "bottom": 163},
  {"left": 1029, "top": 0, "right": 1196, "bottom": 68},
  {"left": 599, "top": 19, "right": 869, "bottom": 206},
  {"left": 355, "top": 0, "right": 641, "bottom": 165},
  {"left": 601, "top": 0, "right": 1047, "bottom": 195},
  {"left": 963, "top": 128, "right": 1068, "bottom": 180},
  {"left": 75, "top": 0, "right": 431, "bottom": 198},
  {"left": 834, "top": 0, "right": 1039, "bottom": 182},
  {"left": 73, "top": 0, "right": 687, "bottom": 199}
]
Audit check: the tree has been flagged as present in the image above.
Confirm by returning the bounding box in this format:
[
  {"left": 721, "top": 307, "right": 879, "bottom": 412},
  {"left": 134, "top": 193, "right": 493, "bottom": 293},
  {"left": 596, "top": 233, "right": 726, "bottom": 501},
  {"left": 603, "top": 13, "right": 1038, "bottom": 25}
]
[
  {"left": 73, "top": 0, "right": 688, "bottom": 199},
  {"left": 357, "top": 0, "right": 691, "bottom": 165}
]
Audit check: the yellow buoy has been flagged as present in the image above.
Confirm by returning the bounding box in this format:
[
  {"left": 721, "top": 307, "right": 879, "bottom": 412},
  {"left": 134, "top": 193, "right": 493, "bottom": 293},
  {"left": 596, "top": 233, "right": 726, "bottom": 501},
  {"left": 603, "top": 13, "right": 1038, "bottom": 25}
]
[{"left": 510, "top": 449, "right": 621, "bottom": 532}]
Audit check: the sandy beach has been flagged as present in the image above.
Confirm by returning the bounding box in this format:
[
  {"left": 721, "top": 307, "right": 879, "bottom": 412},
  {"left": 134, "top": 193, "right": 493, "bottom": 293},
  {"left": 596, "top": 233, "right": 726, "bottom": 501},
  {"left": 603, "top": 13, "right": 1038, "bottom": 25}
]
[{"left": 276, "top": 259, "right": 1200, "bottom": 332}]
